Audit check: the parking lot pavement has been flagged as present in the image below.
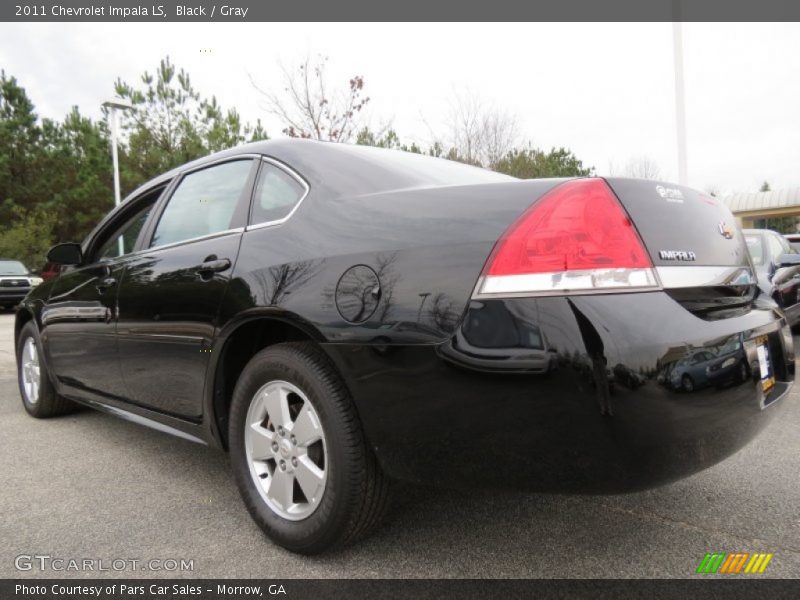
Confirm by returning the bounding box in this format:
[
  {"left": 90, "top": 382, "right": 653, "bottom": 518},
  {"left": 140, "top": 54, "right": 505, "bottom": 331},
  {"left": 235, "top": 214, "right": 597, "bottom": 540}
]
[{"left": 0, "top": 311, "right": 798, "bottom": 579}]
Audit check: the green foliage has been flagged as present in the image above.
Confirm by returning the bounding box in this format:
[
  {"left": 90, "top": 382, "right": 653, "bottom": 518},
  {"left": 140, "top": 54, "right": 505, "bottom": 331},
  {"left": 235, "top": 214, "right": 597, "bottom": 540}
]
[
  {"left": 494, "top": 147, "right": 594, "bottom": 179},
  {"left": 355, "top": 127, "right": 423, "bottom": 153},
  {"left": 1, "top": 70, "right": 113, "bottom": 255},
  {"left": 755, "top": 183, "right": 796, "bottom": 233},
  {"left": 0, "top": 206, "right": 56, "bottom": 268},
  {"left": 0, "top": 70, "right": 42, "bottom": 225},
  {"left": 755, "top": 217, "right": 798, "bottom": 233},
  {"left": 43, "top": 107, "right": 115, "bottom": 241},
  {"left": 355, "top": 128, "right": 592, "bottom": 179},
  {"left": 0, "top": 58, "right": 268, "bottom": 266},
  {"left": 114, "top": 57, "right": 268, "bottom": 192}
]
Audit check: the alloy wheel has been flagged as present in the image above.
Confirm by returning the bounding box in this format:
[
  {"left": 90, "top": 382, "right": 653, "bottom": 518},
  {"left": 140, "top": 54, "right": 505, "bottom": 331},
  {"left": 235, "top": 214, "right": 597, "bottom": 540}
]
[
  {"left": 244, "top": 380, "right": 327, "bottom": 521},
  {"left": 21, "top": 337, "right": 41, "bottom": 405}
]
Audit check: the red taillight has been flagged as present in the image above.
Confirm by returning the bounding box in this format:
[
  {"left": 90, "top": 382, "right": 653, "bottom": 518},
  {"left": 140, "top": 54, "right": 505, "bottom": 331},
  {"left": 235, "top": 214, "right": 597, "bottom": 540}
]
[{"left": 477, "top": 178, "right": 657, "bottom": 296}]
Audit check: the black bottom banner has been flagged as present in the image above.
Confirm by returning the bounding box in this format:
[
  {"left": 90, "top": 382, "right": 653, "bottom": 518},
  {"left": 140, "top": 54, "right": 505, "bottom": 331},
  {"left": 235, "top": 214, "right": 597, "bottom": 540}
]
[{"left": 2, "top": 579, "right": 799, "bottom": 600}]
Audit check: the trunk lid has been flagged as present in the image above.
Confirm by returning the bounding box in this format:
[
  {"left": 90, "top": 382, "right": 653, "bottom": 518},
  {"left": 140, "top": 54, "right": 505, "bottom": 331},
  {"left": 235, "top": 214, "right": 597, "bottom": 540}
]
[
  {"left": 605, "top": 178, "right": 756, "bottom": 319},
  {"left": 605, "top": 178, "right": 750, "bottom": 268}
]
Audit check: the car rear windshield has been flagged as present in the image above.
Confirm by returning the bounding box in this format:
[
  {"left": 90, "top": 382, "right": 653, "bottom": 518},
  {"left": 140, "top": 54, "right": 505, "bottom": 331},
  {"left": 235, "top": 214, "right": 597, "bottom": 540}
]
[
  {"left": 0, "top": 260, "right": 27, "bottom": 275},
  {"left": 744, "top": 234, "right": 766, "bottom": 265}
]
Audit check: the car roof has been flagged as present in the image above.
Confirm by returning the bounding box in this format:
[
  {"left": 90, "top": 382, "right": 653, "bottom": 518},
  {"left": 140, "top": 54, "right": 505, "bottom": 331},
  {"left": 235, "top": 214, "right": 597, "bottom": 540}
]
[{"left": 121, "top": 138, "right": 515, "bottom": 205}]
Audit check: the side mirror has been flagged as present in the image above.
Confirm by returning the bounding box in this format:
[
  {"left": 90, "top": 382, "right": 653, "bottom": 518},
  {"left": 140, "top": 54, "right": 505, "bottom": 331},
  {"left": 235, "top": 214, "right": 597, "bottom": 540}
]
[
  {"left": 29, "top": 268, "right": 38, "bottom": 275},
  {"left": 46, "top": 243, "right": 83, "bottom": 266}
]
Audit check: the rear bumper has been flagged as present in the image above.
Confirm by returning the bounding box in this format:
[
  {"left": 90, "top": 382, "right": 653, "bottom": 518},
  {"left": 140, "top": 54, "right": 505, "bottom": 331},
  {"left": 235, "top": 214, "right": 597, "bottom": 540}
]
[{"left": 324, "top": 291, "right": 794, "bottom": 493}]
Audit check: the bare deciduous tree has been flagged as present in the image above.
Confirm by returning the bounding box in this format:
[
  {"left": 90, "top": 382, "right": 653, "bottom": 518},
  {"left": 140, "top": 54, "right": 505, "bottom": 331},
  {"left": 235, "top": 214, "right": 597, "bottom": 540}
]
[
  {"left": 319, "top": 252, "right": 399, "bottom": 321},
  {"left": 252, "top": 55, "right": 370, "bottom": 142},
  {"left": 251, "top": 260, "right": 324, "bottom": 307},
  {"left": 615, "top": 155, "right": 661, "bottom": 180},
  {"left": 441, "top": 90, "right": 520, "bottom": 168}
]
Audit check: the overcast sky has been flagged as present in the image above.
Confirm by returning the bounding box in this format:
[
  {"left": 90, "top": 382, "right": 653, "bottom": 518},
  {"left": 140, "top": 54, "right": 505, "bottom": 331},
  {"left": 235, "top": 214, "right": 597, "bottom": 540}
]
[{"left": 1, "top": 22, "right": 798, "bottom": 194}]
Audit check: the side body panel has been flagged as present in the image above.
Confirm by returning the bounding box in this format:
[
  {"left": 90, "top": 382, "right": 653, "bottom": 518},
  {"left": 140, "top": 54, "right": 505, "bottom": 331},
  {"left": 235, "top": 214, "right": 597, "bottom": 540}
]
[
  {"left": 116, "top": 233, "right": 242, "bottom": 419},
  {"left": 221, "top": 179, "right": 563, "bottom": 344},
  {"left": 40, "top": 260, "right": 128, "bottom": 399}
]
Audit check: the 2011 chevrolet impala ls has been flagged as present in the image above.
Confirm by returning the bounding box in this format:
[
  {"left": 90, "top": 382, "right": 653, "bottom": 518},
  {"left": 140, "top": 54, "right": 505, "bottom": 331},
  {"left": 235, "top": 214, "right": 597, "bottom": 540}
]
[{"left": 15, "top": 140, "right": 794, "bottom": 553}]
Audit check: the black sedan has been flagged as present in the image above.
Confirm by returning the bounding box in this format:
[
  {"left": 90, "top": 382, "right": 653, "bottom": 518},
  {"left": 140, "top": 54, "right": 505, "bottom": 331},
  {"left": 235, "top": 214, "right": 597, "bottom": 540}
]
[
  {"left": 0, "top": 259, "right": 42, "bottom": 310},
  {"left": 14, "top": 140, "right": 794, "bottom": 553},
  {"left": 743, "top": 228, "right": 800, "bottom": 326}
]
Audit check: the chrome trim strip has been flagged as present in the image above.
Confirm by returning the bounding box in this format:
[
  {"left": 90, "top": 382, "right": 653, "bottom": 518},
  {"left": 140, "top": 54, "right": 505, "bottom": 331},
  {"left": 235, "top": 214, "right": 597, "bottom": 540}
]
[
  {"left": 244, "top": 157, "right": 310, "bottom": 231},
  {"left": 656, "top": 266, "right": 756, "bottom": 289},
  {"left": 181, "top": 153, "right": 264, "bottom": 175},
  {"left": 117, "top": 333, "right": 203, "bottom": 342},
  {"left": 139, "top": 227, "right": 244, "bottom": 255},
  {"left": 472, "top": 265, "right": 756, "bottom": 299},
  {"left": 474, "top": 268, "right": 658, "bottom": 298}
]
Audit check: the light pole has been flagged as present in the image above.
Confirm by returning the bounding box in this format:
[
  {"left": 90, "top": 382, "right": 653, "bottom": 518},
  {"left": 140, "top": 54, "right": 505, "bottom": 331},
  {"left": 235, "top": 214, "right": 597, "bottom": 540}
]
[
  {"left": 672, "top": 21, "right": 688, "bottom": 185},
  {"left": 102, "top": 98, "right": 133, "bottom": 255}
]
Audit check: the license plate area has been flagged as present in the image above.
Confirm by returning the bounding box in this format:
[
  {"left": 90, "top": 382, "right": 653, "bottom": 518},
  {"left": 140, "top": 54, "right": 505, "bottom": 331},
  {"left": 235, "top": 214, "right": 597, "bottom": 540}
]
[{"left": 756, "top": 334, "right": 775, "bottom": 395}]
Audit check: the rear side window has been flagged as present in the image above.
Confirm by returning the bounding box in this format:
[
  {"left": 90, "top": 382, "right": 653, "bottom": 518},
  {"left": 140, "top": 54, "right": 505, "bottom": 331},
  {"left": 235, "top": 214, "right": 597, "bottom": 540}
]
[
  {"left": 151, "top": 160, "right": 253, "bottom": 248},
  {"left": 250, "top": 162, "right": 307, "bottom": 225}
]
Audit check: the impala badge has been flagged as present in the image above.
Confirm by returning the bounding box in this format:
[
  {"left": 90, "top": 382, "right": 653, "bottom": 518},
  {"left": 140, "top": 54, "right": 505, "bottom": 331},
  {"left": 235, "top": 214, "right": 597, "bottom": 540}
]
[
  {"left": 718, "top": 221, "right": 734, "bottom": 239},
  {"left": 659, "top": 250, "right": 697, "bottom": 261}
]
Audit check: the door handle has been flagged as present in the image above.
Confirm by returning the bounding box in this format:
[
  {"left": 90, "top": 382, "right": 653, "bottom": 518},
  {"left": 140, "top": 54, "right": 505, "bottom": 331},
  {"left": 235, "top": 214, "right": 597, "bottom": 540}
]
[{"left": 197, "top": 257, "right": 231, "bottom": 279}]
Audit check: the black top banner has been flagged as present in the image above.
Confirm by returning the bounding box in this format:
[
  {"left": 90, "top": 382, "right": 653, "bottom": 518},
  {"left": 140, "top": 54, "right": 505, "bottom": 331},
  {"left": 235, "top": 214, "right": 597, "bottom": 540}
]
[{"left": 2, "top": 0, "right": 800, "bottom": 22}]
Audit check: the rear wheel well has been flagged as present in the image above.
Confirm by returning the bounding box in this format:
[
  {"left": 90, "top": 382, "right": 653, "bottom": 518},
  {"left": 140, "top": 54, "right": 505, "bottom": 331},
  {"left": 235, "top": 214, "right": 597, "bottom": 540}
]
[
  {"left": 14, "top": 308, "right": 34, "bottom": 346},
  {"left": 213, "top": 318, "right": 316, "bottom": 449}
]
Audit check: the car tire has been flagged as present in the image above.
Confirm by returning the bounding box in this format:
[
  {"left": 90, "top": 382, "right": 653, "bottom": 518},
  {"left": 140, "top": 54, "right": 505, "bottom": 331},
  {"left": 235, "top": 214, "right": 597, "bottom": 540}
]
[
  {"left": 681, "top": 374, "right": 694, "bottom": 393},
  {"left": 229, "top": 342, "right": 390, "bottom": 554},
  {"left": 16, "top": 321, "right": 76, "bottom": 418},
  {"left": 737, "top": 361, "right": 748, "bottom": 383}
]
